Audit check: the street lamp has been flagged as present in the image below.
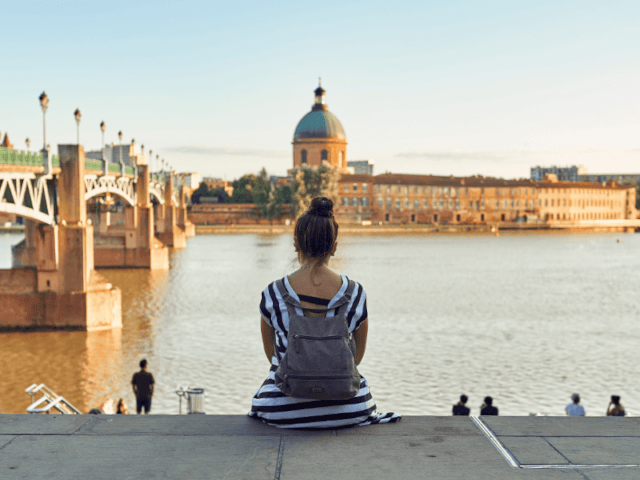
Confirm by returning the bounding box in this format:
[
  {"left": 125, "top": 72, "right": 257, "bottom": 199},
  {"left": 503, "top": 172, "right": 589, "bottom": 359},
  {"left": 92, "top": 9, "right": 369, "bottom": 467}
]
[
  {"left": 25, "top": 138, "right": 30, "bottom": 151},
  {"left": 100, "top": 121, "right": 106, "bottom": 157},
  {"left": 74, "top": 109, "right": 81, "bottom": 145},
  {"left": 149, "top": 149, "right": 153, "bottom": 171},
  {"left": 39, "top": 91, "right": 49, "bottom": 151},
  {"left": 118, "top": 130, "right": 123, "bottom": 166}
]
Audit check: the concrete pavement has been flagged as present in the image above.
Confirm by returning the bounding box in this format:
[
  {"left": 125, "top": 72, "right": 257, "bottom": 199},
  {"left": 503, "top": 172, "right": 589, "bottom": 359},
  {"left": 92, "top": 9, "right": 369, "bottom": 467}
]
[{"left": 0, "top": 415, "right": 639, "bottom": 479}]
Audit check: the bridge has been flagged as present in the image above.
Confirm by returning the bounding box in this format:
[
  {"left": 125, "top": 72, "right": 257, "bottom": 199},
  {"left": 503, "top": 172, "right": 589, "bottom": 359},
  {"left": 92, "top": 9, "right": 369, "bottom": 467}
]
[{"left": 0, "top": 144, "right": 194, "bottom": 331}]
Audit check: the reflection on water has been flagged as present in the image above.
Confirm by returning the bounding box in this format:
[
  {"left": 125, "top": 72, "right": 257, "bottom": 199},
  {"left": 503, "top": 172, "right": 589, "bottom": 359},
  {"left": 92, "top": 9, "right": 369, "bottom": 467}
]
[{"left": 1, "top": 231, "right": 640, "bottom": 416}]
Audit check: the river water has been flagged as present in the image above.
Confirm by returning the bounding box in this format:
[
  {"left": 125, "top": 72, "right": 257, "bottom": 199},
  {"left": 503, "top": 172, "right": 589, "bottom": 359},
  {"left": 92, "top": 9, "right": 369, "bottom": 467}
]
[{"left": 1, "top": 231, "right": 639, "bottom": 417}]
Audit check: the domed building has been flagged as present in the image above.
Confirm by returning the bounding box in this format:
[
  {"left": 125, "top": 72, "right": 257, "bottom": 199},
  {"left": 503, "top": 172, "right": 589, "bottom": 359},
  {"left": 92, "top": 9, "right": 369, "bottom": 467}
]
[{"left": 293, "top": 83, "right": 348, "bottom": 173}]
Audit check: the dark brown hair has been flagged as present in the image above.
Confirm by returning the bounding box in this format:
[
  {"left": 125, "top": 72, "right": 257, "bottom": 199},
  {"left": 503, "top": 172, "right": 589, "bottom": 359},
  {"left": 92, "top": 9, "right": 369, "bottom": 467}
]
[{"left": 294, "top": 197, "right": 339, "bottom": 264}]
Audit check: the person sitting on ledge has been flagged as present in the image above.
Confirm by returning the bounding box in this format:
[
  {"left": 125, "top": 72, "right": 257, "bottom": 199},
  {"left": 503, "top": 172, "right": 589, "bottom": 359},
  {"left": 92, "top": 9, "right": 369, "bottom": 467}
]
[
  {"left": 607, "top": 395, "right": 626, "bottom": 417},
  {"left": 453, "top": 395, "right": 470, "bottom": 416},
  {"left": 565, "top": 393, "right": 585, "bottom": 416},
  {"left": 480, "top": 396, "right": 498, "bottom": 416},
  {"left": 249, "top": 197, "right": 401, "bottom": 429},
  {"left": 116, "top": 398, "right": 130, "bottom": 415}
]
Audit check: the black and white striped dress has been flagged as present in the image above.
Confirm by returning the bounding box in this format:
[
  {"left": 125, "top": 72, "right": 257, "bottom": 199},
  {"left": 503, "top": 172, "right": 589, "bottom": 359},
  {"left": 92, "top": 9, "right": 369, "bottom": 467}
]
[{"left": 249, "top": 275, "right": 401, "bottom": 429}]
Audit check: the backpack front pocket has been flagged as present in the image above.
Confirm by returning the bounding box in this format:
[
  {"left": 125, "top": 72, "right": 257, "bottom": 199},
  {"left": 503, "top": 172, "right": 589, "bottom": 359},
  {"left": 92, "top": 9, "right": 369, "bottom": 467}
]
[{"left": 288, "top": 335, "right": 353, "bottom": 373}]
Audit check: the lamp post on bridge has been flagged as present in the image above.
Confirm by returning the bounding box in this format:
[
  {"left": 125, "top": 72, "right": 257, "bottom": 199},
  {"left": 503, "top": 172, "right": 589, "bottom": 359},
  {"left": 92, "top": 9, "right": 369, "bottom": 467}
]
[
  {"left": 25, "top": 138, "right": 30, "bottom": 151},
  {"left": 74, "top": 109, "right": 81, "bottom": 145},
  {"left": 118, "top": 130, "right": 123, "bottom": 170},
  {"left": 100, "top": 121, "right": 106, "bottom": 159},
  {"left": 39, "top": 91, "right": 49, "bottom": 152}
]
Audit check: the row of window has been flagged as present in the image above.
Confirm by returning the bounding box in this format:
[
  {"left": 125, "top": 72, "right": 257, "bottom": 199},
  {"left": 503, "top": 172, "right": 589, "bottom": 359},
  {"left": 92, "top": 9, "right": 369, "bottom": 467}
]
[
  {"left": 550, "top": 212, "right": 622, "bottom": 220},
  {"left": 301, "top": 150, "right": 344, "bottom": 164},
  {"left": 364, "top": 198, "right": 537, "bottom": 211},
  {"left": 541, "top": 198, "right": 622, "bottom": 208},
  {"left": 343, "top": 183, "right": 368, "bottom": 193},
  {"left": 371, "top": 185, "right": 536, "bottom": 196},
  {"left": 342, "top": 197, "right": 369, "bottom": 207}
]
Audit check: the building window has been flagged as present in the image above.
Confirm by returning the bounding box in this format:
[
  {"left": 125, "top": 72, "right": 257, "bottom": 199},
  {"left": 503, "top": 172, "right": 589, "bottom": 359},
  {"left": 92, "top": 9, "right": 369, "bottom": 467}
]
[
  {"left": 414, "top": 186, "right": 418, "bottom": 194},
  {"left": 455, "top": 198, "right": 460, "bottom": 209},
  {"left": 378, "top": 198, "right": 383, "bottom": 208},
  {"left": 469, "top": 201, "right": 473, "bottom": 209},
  {"left": 475, "top": 201, "right": 479, "bottom": 210},
  {"left": 353, "top": 183, "right": 358, "bottom": 192},
  {"left": 448, "top": 198, "right": 453, "bottom": 210},
  {"left": 344, "top": 184, "right": 349, "bottom": 193},
  {"left": 387, "top": 198, "right": 392, "bottom": 209},
  {"left": 363, "top": 198, "right": 368, "bottom": 207},
  {"left": 481, "top": 188, "right": 485, "bottom": 195},
  {"left": 405, "top": 198, "right": 410, "bottom": 208},
  {"left": 496, "top": 200, "right": 500, "bottom": 209},
  {"left": 363, "top": 184, "right": 368, "bottom": 193},
  {"left": 424, "top": 199, "right": 428, "bottom": 208},
  {"left": 403, "top": 186, "right": 408, "bottom": 194},
  {"left": 480, "top": 199, "right": 485, "bottom": 210},
  {"left": 515, "top": 200, "right": 519, "bottom": 208},
  {"left": 301, "top": 149, "right": 307, "bottom": 164},
  {"left": 342, "top": 197, "right": 348, "bottom": 206},
  {"left": 396, "top": 198, "right": 400, "bottom": 209},
  {"left": 465, "top": 187, "right": 469, "bottom": 195},
  {"left": 352, "top": 197, "right": 359, "bottom": 206},
  {"left": 439, "top": 187, "right": 443, "bottom": 195},
  {"left": 414, "top": 200, "right": 419, "bottom": 209},
  {"left": 321, "top": 150, "right": 328, "bottom": 161},
  {"left": 376, "top": 185, "right": 381, "bottom": 194}
]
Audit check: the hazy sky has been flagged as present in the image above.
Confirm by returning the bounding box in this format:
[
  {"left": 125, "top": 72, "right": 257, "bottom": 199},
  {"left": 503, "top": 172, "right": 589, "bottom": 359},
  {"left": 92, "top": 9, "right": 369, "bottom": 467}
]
[{"left": 3, "top": 1, "right": 639, "bottom": 180}]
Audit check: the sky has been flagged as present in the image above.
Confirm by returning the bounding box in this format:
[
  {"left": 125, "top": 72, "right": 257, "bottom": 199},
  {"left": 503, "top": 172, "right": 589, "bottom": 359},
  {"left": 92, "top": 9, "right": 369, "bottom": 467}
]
[{"left": 2, "top": 0, "right": 639, "bottom": 180}]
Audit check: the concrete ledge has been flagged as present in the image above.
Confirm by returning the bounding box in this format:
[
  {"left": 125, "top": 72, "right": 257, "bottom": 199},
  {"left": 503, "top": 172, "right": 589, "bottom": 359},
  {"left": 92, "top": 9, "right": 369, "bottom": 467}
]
[{"left": 1, "top": 415, "right": 639, "bottom": 479}]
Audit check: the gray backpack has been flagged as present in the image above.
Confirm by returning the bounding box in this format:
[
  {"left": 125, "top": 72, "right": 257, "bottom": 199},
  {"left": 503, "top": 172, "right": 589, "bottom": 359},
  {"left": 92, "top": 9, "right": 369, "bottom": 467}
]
[{"left": 273, "top": 278, "right": 361, "bottom": 400}]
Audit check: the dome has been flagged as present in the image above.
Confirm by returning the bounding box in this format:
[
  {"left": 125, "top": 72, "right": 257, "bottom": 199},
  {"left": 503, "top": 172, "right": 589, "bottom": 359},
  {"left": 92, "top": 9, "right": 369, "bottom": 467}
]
[
  {"left": 294, "top": 110, "right": 346, "bottom": 141},
  {"left": 293, "top": 84, "right": 346, "bottom": 141}
]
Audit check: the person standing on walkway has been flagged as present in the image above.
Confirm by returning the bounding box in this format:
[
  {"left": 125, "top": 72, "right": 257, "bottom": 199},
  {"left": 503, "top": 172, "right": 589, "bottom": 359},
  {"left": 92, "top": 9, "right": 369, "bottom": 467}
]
[
  {"left": 132, "top": 359, "right": 155, "bottom": 414},
  {"left": 453, "top": 395, "right": 470, "bottom": 416},
  {"left": 607, "top": 395, "right": 626, "bottom": 416},
  {"left": 480, "top": 396, "right": 498, "bottom": 416},
  {"left": 565, "top": 393, "right": 585, "bottom": 416}
]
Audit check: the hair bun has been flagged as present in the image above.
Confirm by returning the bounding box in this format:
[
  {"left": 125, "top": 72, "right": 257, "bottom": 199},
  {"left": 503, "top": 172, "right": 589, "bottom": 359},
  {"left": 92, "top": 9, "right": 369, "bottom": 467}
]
[{"left": 308, "top": 197, "right": 334, "bottom": 217}]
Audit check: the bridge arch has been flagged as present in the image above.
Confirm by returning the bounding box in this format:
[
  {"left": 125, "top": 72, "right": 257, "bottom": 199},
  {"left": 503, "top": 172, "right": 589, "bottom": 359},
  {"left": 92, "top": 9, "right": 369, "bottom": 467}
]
[
  {"left": 0, "top": 174, "right": 55, "bottom": 225},
  {"left": 84, "top": 174, "right": 136, "bottom": 206}
]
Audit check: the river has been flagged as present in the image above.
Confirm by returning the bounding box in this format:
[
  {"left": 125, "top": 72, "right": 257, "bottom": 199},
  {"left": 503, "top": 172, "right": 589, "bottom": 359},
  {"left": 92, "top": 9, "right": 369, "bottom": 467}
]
[{"left": 1, "top": 230, "right": 639, "bottom": 417}]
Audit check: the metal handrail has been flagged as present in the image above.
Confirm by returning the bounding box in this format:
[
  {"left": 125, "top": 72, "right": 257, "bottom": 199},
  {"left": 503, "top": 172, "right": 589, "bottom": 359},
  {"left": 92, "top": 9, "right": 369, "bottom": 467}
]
[{"left": 26, "top": 383, "right": 82, "bottom": 414}]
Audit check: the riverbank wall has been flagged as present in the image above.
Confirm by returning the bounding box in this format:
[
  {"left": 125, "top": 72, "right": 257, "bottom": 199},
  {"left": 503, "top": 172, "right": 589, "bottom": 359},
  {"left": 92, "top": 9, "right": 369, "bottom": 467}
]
[{"left": 1, "top": 414, "right": 639, "bottom": 479}]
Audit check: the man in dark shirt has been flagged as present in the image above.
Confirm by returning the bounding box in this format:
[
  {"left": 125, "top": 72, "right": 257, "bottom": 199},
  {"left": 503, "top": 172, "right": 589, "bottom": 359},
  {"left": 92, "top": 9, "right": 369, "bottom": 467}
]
[
  {"left": 480, "top": 396, "right": 499, "bottom": 416},
  {"left": 131, "top": 359, "right": 155, "bottom": 414},
  {"left": 452, "top": 394, "right": 470, "bottom": 416}
]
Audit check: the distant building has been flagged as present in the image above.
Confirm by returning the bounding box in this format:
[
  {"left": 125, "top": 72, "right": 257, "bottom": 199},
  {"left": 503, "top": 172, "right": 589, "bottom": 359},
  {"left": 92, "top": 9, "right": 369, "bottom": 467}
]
[
  {"left": 335, "top": 173, "right": 637, "bottom": 226},
  {"left": 86, "top": 144, "right": 134, "bottom": 167},
  {"left": 531, "top": 165, "right": 588, "bottom": 182},
  {"left": 348, "top": 160, "right": 374, "bottom": 175},
  {"left": 177, "top": 172, "right": 201, "bottom": 189},
  {"left": 292, "top": 82, "right": 348, "bottom": 173},
  {"left": 1, "top": 133, "right": 14, "bottom": 149},
  {"left": 578, "top": 173, "right": 640, "bottom": 184}
]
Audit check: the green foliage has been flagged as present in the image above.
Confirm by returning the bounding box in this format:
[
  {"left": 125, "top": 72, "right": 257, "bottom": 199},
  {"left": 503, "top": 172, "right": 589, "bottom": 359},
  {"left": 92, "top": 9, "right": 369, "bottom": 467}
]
[
  {"left": 191, "top": 182, "right": 227, "bottom": 204},
  {"left": 290, "top": 161, "right": 340, "bottom": 217},
  {"left": 230, "top": 174, "right": 256, "bottom": 203}
]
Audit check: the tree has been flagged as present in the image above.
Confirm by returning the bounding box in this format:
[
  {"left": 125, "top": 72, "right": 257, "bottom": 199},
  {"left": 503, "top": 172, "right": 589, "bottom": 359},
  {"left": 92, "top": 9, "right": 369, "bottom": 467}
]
[
  {"left": 290, "top": 161, "right": 340, "bottom": 217},
  {"left": 253, "top": 168, "right": 271, "bottom": 216},
  {"left": 229, "top": 174, "right": 256, "bottom": 203}
]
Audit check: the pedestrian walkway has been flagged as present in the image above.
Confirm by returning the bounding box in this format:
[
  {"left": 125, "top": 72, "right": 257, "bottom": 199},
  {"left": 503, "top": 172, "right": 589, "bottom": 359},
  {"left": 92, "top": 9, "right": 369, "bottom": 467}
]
[{"left": 0, "top": 414, "right": 639, "bottom": 479}]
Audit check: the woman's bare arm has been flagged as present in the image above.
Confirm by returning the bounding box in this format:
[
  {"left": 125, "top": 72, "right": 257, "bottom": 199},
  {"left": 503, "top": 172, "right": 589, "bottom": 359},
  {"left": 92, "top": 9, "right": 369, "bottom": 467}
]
[
  {"left": 261, "top": 317, "right": 275, "bottom": 362},
  {"left": 354, "top": 318, "right": 368, "bottom": 365}
]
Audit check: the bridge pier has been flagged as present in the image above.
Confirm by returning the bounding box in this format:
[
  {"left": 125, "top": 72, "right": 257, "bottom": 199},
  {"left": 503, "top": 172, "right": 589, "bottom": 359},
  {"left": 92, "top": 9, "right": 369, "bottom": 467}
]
[
  {"left": 93, "top": 164, "right": 169, "bottom": 269},
  {"left": 156, "top": 175, "right": 190, "bottom": 248},
  {"left": 0, "top": 145, "right": 121, "bottom": 331}
]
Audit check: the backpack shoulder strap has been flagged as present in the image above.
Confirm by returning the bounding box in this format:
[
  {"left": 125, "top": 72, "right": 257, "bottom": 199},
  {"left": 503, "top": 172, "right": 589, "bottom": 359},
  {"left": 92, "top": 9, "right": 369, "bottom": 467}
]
[{"left": 274, "top": 277, "right": 358, "bottom": 315}]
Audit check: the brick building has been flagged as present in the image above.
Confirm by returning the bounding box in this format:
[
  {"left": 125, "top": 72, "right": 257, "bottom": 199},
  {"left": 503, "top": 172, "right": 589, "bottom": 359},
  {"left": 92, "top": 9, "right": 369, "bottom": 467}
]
[{"left": 335, "top": 173, "right": 637, "bottom": 225}]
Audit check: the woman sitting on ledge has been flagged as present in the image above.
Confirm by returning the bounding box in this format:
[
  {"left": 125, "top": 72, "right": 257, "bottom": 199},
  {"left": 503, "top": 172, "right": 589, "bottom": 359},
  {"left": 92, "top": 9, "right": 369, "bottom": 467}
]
[{"left": 249, "top": 197, "right": 401, "bottom": 429}]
